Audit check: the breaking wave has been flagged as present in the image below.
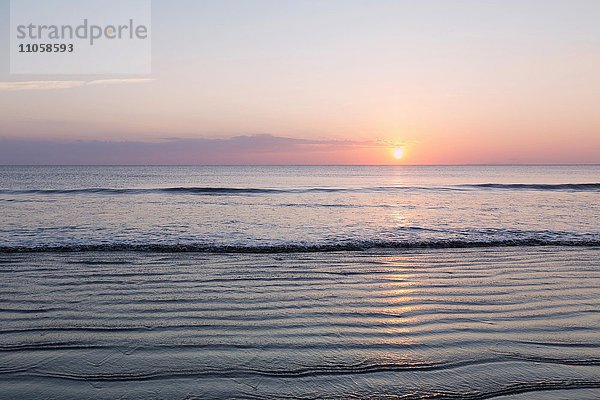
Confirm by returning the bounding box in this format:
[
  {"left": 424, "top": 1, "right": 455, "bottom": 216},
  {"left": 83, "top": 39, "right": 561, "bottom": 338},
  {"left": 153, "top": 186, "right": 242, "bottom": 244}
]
[
  {"left": 2, "top": 238, "right": 599, "bottom": 253},
  {"left": 1, "top": 182, "right": 599, "bottom": 196}
]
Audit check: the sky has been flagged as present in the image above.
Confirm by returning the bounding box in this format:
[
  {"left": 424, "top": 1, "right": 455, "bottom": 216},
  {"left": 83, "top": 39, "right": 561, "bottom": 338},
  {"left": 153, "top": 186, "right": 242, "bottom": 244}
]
[{"left": 0, "top": 0, "right": 599, "bottom": 165}]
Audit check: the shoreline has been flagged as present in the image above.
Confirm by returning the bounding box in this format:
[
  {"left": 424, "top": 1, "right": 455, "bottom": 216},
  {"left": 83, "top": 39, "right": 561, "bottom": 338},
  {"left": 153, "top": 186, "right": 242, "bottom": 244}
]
[
  {"left": 2, "top": 243, "right": 600, "bottom": 255},
  {"left": 1, "top": 247, "right": 599, "bottom": 399}
]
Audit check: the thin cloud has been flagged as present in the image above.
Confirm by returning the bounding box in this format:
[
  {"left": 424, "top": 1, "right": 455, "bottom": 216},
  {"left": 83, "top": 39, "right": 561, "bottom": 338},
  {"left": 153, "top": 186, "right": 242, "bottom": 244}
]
[
  {"left": 0, "top": 134, "right": 383, "bottom": 165},
  {"left": 85, "top": 79, "right": 155, "bottom": 86},
  {"left": 0, "top": 79, "right": 155, "bottom": 91}
]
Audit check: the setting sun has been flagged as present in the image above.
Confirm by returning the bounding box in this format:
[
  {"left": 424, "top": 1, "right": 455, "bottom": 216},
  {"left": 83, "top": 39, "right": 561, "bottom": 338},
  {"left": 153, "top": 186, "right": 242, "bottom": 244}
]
[{"left": 392, "top": 147, "right": 405, "bottom": 160}]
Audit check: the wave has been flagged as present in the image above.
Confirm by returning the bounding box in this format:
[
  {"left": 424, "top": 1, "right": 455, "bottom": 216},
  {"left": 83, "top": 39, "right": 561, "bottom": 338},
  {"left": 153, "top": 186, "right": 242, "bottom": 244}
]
[
  {"left": 0, "top": 187, "right": 280, "bottom": 195},
  {"left": 0, "top": 187, "right": 346, "bottom": 196},
  {"left": 461, "top": 183, "right": 600, "bottom": 191},
  {"left": 1, "top": 238, "right": 599, "bottom": 253},
  {"left": 6, "top": 361, "right": 595, "bottom": 381},
  {"left": 5, "top": 369, "right": 600, "bottom": 399},
  {"left": 1, "top": 183, "right": 599, "bottom": 196}
]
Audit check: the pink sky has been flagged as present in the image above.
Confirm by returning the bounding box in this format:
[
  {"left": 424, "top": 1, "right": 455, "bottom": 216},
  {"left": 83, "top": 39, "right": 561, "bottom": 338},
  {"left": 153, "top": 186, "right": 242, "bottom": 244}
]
[{"left": 1, "top": 0, "right": 599, "bottom": 165}]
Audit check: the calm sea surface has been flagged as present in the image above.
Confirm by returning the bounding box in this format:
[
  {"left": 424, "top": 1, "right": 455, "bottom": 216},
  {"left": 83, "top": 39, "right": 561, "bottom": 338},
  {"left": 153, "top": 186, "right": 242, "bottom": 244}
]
[
  {"left": 0, "top": 166, "right": 599, "bottom": 399},
  {"left": 0, "top": 165, "right": 599, "bottom": 250}
]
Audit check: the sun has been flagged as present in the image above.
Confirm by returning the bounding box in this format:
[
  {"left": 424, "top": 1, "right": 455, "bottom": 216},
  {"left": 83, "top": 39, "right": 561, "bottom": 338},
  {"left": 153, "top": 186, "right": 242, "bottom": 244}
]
[{"left": 392, "top": 147, "right": 405, "bottom": 160}]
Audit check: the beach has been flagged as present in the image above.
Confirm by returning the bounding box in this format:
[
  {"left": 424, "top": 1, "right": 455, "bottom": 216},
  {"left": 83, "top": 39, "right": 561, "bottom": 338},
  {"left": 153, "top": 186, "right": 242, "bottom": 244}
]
[
  {"left": 1, "top": 247, "right": 599, "bottom": 399},
  {"left": 3, "top": 1, "right": 600, "bottom": 397},
  {"left": 0, "top": 165, "right": 599, "bottom": 398}
]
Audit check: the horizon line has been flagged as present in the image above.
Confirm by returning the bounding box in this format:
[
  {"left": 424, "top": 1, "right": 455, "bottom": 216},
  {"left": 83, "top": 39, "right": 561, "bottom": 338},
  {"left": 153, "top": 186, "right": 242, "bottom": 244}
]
[{"left": 1, "top": 163, "right": 599, "bottom": 167}]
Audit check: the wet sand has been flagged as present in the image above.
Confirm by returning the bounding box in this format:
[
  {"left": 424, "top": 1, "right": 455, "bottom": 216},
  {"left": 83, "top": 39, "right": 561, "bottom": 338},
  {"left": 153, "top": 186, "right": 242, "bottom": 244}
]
[{"left": 1, "top": 247, "right": 599, "bottom": 399}]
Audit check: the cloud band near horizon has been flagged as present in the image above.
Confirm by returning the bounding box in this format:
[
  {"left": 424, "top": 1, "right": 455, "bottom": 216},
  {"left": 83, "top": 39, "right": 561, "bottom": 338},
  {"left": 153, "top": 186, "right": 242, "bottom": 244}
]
[{"left": 0, "top": 134, "right": 393, "bottom": 165}]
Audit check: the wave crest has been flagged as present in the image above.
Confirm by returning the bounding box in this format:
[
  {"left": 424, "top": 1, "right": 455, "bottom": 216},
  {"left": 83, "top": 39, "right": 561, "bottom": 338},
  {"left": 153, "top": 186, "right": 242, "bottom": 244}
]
[
  {"left": 1, "top": 182, "right": 599, "bottom": 196},
  {"left": 1, "top": 239, "right": 599, "bottom": 253}
]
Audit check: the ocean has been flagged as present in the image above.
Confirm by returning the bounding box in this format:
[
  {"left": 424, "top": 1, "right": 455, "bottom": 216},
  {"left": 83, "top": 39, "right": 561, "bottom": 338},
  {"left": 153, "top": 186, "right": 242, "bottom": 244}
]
[
  {"left": 1, "top": 165, "right": 599, "bottom": 251},
  {"left": 0, "top": 165, "right": 599, "bottom": 399}
]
